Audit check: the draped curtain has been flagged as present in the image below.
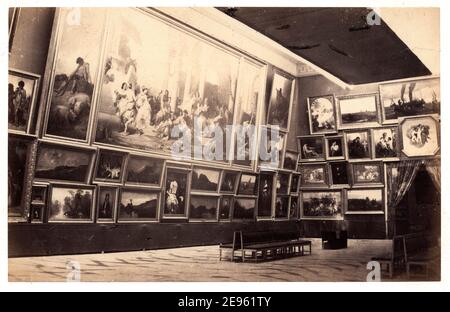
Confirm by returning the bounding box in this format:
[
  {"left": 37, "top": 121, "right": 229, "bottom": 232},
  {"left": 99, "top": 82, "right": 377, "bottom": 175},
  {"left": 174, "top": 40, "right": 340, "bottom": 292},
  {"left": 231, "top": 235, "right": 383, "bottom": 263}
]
[
  {"left": 386, "top": 160, "right": 424, "bottom": 209},
  {"left": 425, "top": 159, "right": 441, "bottom": 191}
]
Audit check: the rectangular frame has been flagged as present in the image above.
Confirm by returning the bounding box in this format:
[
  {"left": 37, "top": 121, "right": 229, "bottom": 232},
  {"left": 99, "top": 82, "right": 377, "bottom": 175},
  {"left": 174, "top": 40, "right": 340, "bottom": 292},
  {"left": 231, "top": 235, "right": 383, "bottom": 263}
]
[
  {"left": 328, "top": 161, "right": 351, "bottom": 188},
  {"left": 94, "top": 149, "right": 128, "bottom": 184},
  {"left": 188, "top": 194, "right": 220, "bottom": 222},
  {"left": 125, "top": 154, "right": 166, "bottom": 188},
  {"left": 300, "top": 190, "right": 344, "bottom": 220},
  {"left": 325, "top": 135, "right": 346, "bottom": 161},
  {"left": 232, "top": 196, "right": 257, "bottom": 221},
  {"left": 297, "top": 135, "right": 325, "bottom": 162},
  {"left": 191, "top": 166, "right": 221, "bottom": 193},
  {"left": 266, "top": 69, "right": 295, "bottom": 132},
  {"left": 96, "top": 185, "right": 119, "bottom": 223},
  {"left": 345, "top": 130, "right": 372, "bottom": 161},
  {"left": 370, "top": 127, "right": 400, "bottom": 161},
  {"left": 117, "top": 187, "right": 160, "bottom": 222},
  {"left": 162, "top": 167, "right": 191, "bottom": 219},
  {"left": 336, "top": 93, "right": 381, "bottom": 130},
  {"left": 219, "top": 170, "right": 241, "bottom": 194},
  {"left": 307, "top": 94, "right": 337, "bottom": 135},
  {"left": 345, "top": 188, "right": 385, "bottom": 215},
  {"left": 351, "top": 161, "right": 385, "bottom": 187},
  {"left": 300, "top": 163, "right": 329, "bottom": 189}
]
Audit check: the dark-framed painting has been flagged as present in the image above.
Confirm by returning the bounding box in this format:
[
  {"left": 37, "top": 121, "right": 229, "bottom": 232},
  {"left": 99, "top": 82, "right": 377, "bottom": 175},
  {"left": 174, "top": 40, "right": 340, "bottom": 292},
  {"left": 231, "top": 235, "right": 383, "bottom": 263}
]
[
  {"left": 346, "top": 189, "right": 384, "bottom": 214},
  {"left": 220, "top": 171, "right": 240, "bottom": 194},
  {"left": 118, "top": 188, "right": 159, "bottom": 221},
  {"left": 275, "top": 196, "right": 290, "bottom": 219},
  {"left": 329, "top": 161, "right": 350, "bottom": 186},
  {"left": 233, "top": 197, "right": 256, "bottom": 221},
  {"left": 300, "top": 163, "right": 328, "bottom": 188},
  {"left": 283, "top": 151, "right": 299, "bottom": 171},
  {"left": 125, "top": 155, "right": 165, "bottom": 186},
  {"left": 276, "top": 172, "right": 291, "bottom": 195},
  {"left": 30, "top": 183, "right": 48, "bottom": 223},
  {"left": 35, "top": 143, "right": 96, "bottom": 183},
  {"left": 48, "top": 185, "right": 95, "bottom": 222},
  {"left": 336, "top": 93, "right": 380, "bottom": 129},
  {"left": 163, "top": 168, "right": 190, "bottom": 218},
  {"left": 267, "top": 71, "right": 294, "bottom": 131},
  {"left": 95, "top": 150, "right": 127, "bottom": 183},
  {"left": 219, "top": 196, "right": 234, "bottom": 221},
  {"left": 290, "top": 174, "right": 301, "bottom": 194},
  {"left": 8, "top": 69, "right": 40, "bottom": 133},
  {"left": 97, "top": 186, "right": 118, "bottom": 222},
  {"left": 325, "top": 135, "right": 345, "bottom": 160},
  {"left": 238, "top": 173, "right": 258, "bottom": 196},
  {"left": 189, "top": 195, "right": 219, "bottom": 221},
  {"left": 258, "top": 173, "right": 274, "bottom": 218},
  {"left": 371, "top": 127, "right": 399, "bottom": 160},
  {"left": 300, "top": 190, "right": 343, "bottom": 220},
  {"left": 191, "top": 167, "right": 221, "bottom": 193},
  {"left": 307, "top": 95, "right": 337, "bottom": 134},
  {"left": 380, "top": 77, "right": 440, "bottom": 123},
  {"left": 399, "top": 115, "right": 440, "bottom": 157},
  {"left": 289, "top": 196, "right": 299, "bottom": 220},
  {"left": 43, "top": 8, "right": 107, "bottom": 142},
  {"left": 298, "top": 135, "right": 325, "bottom": 162},
  {"left": 351, "top": 162, "right": 384, "bottom": 186},
  {"left": 345, "top": 130, "right": 371, "bottom": 160}
]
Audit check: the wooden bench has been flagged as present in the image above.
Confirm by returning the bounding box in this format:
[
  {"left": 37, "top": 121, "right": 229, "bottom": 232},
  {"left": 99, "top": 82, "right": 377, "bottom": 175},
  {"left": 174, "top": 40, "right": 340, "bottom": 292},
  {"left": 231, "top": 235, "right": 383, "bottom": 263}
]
[
  {"left": 371, "top": 235, "right": 405, "bottom": 278},
  {"left": 403, "top": 232, "right": 440, "bottom": 280},
  {"left": 220, "top": 230, "right": 312, "bottom": 262}
]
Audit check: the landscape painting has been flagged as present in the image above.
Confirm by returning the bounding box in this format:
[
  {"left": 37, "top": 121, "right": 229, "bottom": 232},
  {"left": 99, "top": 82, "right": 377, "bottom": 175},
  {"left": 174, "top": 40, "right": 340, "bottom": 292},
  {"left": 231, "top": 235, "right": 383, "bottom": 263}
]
[
  {"left": 400, "top": 116, "right": 440, "bottom": 157},
  {"left": 267, "top": 72, "right": 293, "bottom": 130},
  {"left": 352, "top": 162, "right": 383, "bottom": 185},
  {"left": 233, "top": 198, "right": 256, "bottom": 220},
  {"left": 346, "top": 189, "right": 384, "bottom": 213},
  {"left": 298, "top": 136, "right": 325, "bottom": 162},
  {"left": 48, "top": 186, "right": 94, "bottom": 221},
  {"left": 118, "top": 189, "right": 158, "bottom": 220},
  {"left": 337, "top": 94, "right": 379, "bottom": 129},
  {"left": 238, "top": 174, "right": 258, "bottom": 196},
  {"left": 189, "top": 196, "right": 218, "bottom": 220},
  {"left": 126, "top": 156, "right": 164, "bottom": 186},
  {"left": 346, "top": 131, "right": 371, "bottom": 159},
  {"left": 35, "top": 144, "right": 93, "bottom": 183},
  {"left": 95, "top": 150, "right": 125, "bottom": 182},
  {"left": 372, "top": 127, "right": 398, "bottom": 159},
  {"left": 380, "top": 77, "right": 440, "bottom": 122},
  {"left": 301, "top": 191, "right": 343, "bottom": 220},
  {"left": 191, "top": 167, "right": 220, "bottom": 192},
  {"left": 307, "top": 95, "right": 336, "bottom": 134}
]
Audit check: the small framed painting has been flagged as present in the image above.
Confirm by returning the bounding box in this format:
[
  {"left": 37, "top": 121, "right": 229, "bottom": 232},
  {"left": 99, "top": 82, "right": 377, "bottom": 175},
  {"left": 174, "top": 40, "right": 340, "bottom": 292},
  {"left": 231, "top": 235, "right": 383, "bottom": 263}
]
[
  {"left": 298, "top": 135, "right": 325, "bottom": 162},
  {"left": 118, "top": 188, "right": 159, "bottom": 221},
  {"left": 95, "top": 150, "right": 127, "bottom": 183},
  {"left": 345, "top": 130, "right": 371, "bottom": 160},
  {"left": 325, "top": 135, "right": 346, "bottom": 160},
  {"left": 307, "top": 95, "right": 337, "bottom": 134},
  {"left": 336, "top": 93, "right": 380, "bottom": 129},
  {"left": 191, "top": 167, "right": 221, "bottom": 193},
  {"left": 97, "top": 186, "right": 118, "bottom": 222},
  {"left": 346, "top": 189, "right": 384, "bottom": 214},
  {"left": 238, "top": 173, "right": 258, "bottom": 196},
  {"left": 371, "top": 127, "right": 399, "bottom": 160},
  {"left": 329, "top": 161, "right": 350, "bottom": 187},
  {"left": 300, "top": 190, "right": 343, "bottom": 220},
  {"left": 351, "top": 162, "right": 384, "bottom": 186},
  {"left": 48, "top": 185, "right": 95, "bottom": 222},
  {"left": 283, "top": 151, "right": 299, "bottom": 171},
  {"left": 300, "top": 163, "right": 328, "bottom": 188}
]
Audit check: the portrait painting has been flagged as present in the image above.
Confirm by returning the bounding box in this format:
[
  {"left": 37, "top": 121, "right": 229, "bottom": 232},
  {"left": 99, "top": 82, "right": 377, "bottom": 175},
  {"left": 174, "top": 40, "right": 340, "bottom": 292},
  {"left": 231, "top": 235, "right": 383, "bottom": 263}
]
[
  {"left": 8, "top": 69, "right": 40, "bottom": 133},
  {"left": 275, "top": 196, "right": 289, "bottom": 219},
  {"left": 45, "top": 8, "right": 106, "bottom": 141},
  {"left": 95, "top": 8, "right": 239, "bottom": 161},
  {"left": 346, "top": 131, "right": 371, "bottom": 159},
  {"left": 238, "top": 173, "right": 258, "bottom": 196},
  {"left": 97, "top": 187, "right": 118, "bottom": 221},
  {"left": 220, "top": 171, "right": 240, "bottom": 193},
  {"left": 219, "top": 196, "right": 234, "bottom": 220},
  {"left": 307, "top": 95, "right": 336, "bottom": 134},
  {"left": 48, "top": 186, "right": 94, "bottom": 222},
  {"left": 337, "top": 94, "right": 380, "bottom": 129},
  {"left": 372, "top": 127, "right": 398, "bottom": 159},
  {"left": 301, "top": 164, "right": 328, "bottom": 187},
  {"left": 352, "top": 162, "right": 384, "bottom": 185},
  {"left": 189, "top": 196, "right": 219, "bottom": 220},
  {"left": 276, "top": 173, "right": 291, "bottom": 195},
  {"left": 283, "top": 151, "right": 299, "bottom": 171},
  {"left": 258, "top": 173, "right": 274, "bottom": 217},
  {"left": 233, "top": 198, "right": 256, "bottom": 220},
  {"left": 298, "top": 136, "right": 325, "bottom": 162},
  {"left": 301, "top": 191, "right": 343, "bottom": 220},
  {"left": 191, "top": 167, "right": 221, "bottom": 192},
  {"left": 380, "top": 77, "right": 440, "bottom": 122},
  {"left": 325, "top": 136, "right": 345, "bottom": 160},
  {"left": 164, "top": 169, "right": 189, "bottom": 217},
  {"left": 126, "top": 156, "right": 164, "bottom": 186},
  {"left": 95, "top": 150, "right": 126, "bottom": 182},
  {"left": 290, "top": 196, "right": 299, "bottom": 219},
  {"left": 267, "top": 72, "right": 293, "bottom": 130},
  {"left": 329, "top": 162, "right": 349, "bottom": 186},
  {"left": 400, "top": 116, "right": 440, "bottom": 157},
  {"left": 118, "top": 189, "right": 159, "bottom": 220},
  {"left": 346, "top": 189, "right": 384, "bottom": 214},
  {"left": 8, "top": 137, "right": 31, "bottom": 219},
  {"left": 290, "top": 174, "right": 300, "bottom": 194},
  {"left": 35, "top": 144, "right": 94, "bottom": 183}
]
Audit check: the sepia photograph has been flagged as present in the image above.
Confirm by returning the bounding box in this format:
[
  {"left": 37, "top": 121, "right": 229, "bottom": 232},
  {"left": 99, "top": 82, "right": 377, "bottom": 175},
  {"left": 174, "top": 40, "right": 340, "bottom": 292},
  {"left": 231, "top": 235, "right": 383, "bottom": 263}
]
[
  {"left": 346, "top": 189, "right": 384, "bottom": 214},
  {"left": 258, "top": 173, "right": 274, "bottom": 217},
  {"left": 118, "top": 189, "right": 159, "bottom": 220},
  {"left": 189, "top": 195, "right": 219, "bottom": 220},
  {"left": 191, "top": 167, "right": 221, "bottom": 192},
  {"left": 267, "top": 72, "right": 293, "bottom": 130},
  {"left": 163, "top": 169, "right": 189, "bottom": 217},
  {"left": 329, "top": 161, "right": 350, "bottom": 186},
  {"left": 298, "top": 135, "right": 325, "bottom": 162},
  {"left": 125, "top": 155, "right": 164, "bottom": 186},
  {"left": 400, "top": 115, "right": 440, "bottom": 157},
  {"left": 325, "top": 135, "right": 345, "bottom": 160},
  {"left": 301, "top": 164, "right": 328, "bottom": 188},
  {"left": 301, "top": 191, "right": 343, "bottom": 220},
  {"left": 97, "top": 186, "right": 118, "bottom": 221},
  {"left": 372, "top": 127, "right": 398, "bottom": 159},
  {"left": 307, "top": 95, "right": 337, "bottom": 134},
  {"left": 352, "top": 162, "right": 384, "bottom": 185},
  {"left": 346, "top": 131, "right": 371, "bottom": 159},
  {"left": 95, "top": 150, "right": 126, "bottom": 182},
  {"left": 48, "top": 186, "right": 95, "bottom": 222},
  {"left": 337, "top": 94, "right": 380, "bottom": 129}
]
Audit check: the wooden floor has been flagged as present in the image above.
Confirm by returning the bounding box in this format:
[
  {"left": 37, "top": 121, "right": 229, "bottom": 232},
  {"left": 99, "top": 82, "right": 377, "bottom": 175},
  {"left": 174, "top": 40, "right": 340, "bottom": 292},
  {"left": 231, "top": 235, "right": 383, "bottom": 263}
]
[{"left": 8, "top": 239, "right": 439, "bottom": 282}]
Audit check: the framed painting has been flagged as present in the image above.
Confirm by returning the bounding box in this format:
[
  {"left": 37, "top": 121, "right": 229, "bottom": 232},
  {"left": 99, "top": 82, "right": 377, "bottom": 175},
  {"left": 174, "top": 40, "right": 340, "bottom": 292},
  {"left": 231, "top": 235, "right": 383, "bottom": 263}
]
[
  {"left": 233, "top": 197, "right": 256, "bottom": 221},
  {"left": 220, "top": 171, "right": 241, "bottom": 194},
  {"left": 307, "top": 95, "right": 337, "bottom": 134},
  {"left": 351, "top": 162, "right": 384, "bottom": 186},
  {"left": 399, "top": 115, "right": 440, "bottom": 157},
  {"left": 35, "top": 143, "right": 96, "bottom": 184},
  {"left": 163, "top": 168, "right": 190, "bottom": 218},
  {"left": 276, "top": 172, "right": 291, "bottom": 195},
  {"left": 346, "top": 189, "right": 384, "bottom": 214},
  {"left": 300, "top": 163, "right": 328, "bottom": 188},
  {"left": 238, "top": 173, "right": 258, "bottom": 196},
  {"left": 125, "top": 155, "right": 165, "bottom": 187},
  {"left": 259, "top": 127, "right": 286, "bottom": 169},
  {"left": 97, "top": 186, "right": 118, "bottom": 222},
  {"left": 329, "top": 161, "right": 350, "bottom": 187},
  {"left": 380, "top": 77, "right": 440, "bottom": 123},
  {"left": 371, "top": 127, "right": 399, "bottom": 160},
  {"left": 283, "top": 151, "right": 299, "bottom": 171},
  {"left": 118, "top": 188, "right": 159, "bottom": 221},
  {"left": 345, "top": 130, "right": 371, "bottom": 160},
  {"left": 30, "top": 183, "right": 48, "bottom": 223},
  {"left": 94, "top": 149, "right": 127, "bottom": 183},
  {"left": 258, "top": 173, "right": 274, "bottom": 218},
  {"left": 219, "top": 196, "right": 234, "bottom": 221},
  {"left": 300, "top": 190, "right": 343, "bottom": 220},
  {"left": 267, "top": 71, "right": 294, "bottom": 131},
  {"left": 189, "top": 195, "right": 219, "bottom": 221},
  {"left": 289, "top": 196, "right": 299, "bottom": 220},
  {"left": 275, "top": 196, "right": 290, "bottom": 219},
  {"left": 191, "top": 167, "right": 221, "bottom": 193},
  {"left": 325, "top": 135, "right": 346, "bottom": 160},
  {"left": 298, "top": 135, "right": 325, "bottom": 162},
  {"left": 336, "top": 93, "right": 380, "bottom": 129},
  {"left": 8, "top": 69, "right": 40, "bottom": 133},
  {"left": 290, "top": 174, "right": 301, "bottom": 194},
  {"left": 43, "top": 8, "right": 107, "bottom": 142},
  {"left": 48, "top": 185, "right": 95, "bottom": 222}
]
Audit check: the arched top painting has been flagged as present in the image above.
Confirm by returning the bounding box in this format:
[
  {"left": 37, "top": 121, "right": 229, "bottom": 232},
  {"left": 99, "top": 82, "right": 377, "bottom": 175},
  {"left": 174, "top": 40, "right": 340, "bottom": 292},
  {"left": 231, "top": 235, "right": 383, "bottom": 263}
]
[{"left": 400, "top": 115, "right": 440, "bottom": 157}]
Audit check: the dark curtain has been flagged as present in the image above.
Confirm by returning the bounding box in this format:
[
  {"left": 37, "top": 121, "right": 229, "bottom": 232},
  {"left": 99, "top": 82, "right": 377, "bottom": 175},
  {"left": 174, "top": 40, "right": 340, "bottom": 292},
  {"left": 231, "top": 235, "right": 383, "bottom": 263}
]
[
  {"left": 425, "top": 159, "right": 441, "bottom": 191},
  {"left": 386, "top": 160, "right": 423, "bottom": 209}
]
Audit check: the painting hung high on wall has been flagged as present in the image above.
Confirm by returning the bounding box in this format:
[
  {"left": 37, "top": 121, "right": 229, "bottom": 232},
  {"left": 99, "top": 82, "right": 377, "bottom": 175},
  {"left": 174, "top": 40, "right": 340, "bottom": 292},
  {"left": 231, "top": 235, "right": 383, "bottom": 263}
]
[
  {"left": 346, "top": 131, "right": 371, "bottom": 160},
  {"left": 191, "top": 167, "right": 221, "bottom": 192},
  {"left": 95, "top": 150, "right": 126, "bottom": 182},
  {"left": 118, "top": 189, "right": 159, "bottom": 220},
  {"left": 8, "top": 69, "right": 40, "bottom": 133},
  {"left": 164, "top": 169, "right": 189, "bottom": 218},
  {"left": 95, "top": 8, "right": 239, "bottom": 161},
  {"left": 298, "top": 136, "right": 325, "bottom": 162},
  {"left": 352, "top": 162, "right": 384, "bottom": 186},
  {"left": 260, "top": 128, "right": 285, "bottom": 168},
  {"left": 346, "top": 189, "right": 384, "bottom": 214},
  {"left": 44, "top": 8, "right": 106, "bottom": 141},
  {"left": 189, "top": 196, "right": 219, "bottom": 220},
  {"left": 380, "top": 77, "right": 440, "bottom": 122},
  {"left": 371, "top": 127, "right": 398, "bottom": 159},
  {"left": 301, "top": 191, "right": 343, "bottom": 220},
  {"left": 307, "top": 95, "right": 337, "bottom": 134},
  {"left": 48, "top": 186, "right": 95, "bottom": 222},
  {"left": 400, "top": 115, "right": 440, "bottom": 157},
  {"left": 337, "top": 94, "right": 380, "bottom": 129},
  {"left": 267, "top": 71, "right": 293, "bottom": 130},
  {"left": 126, "top": 156, "right": 164, "bottom": 186}
]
